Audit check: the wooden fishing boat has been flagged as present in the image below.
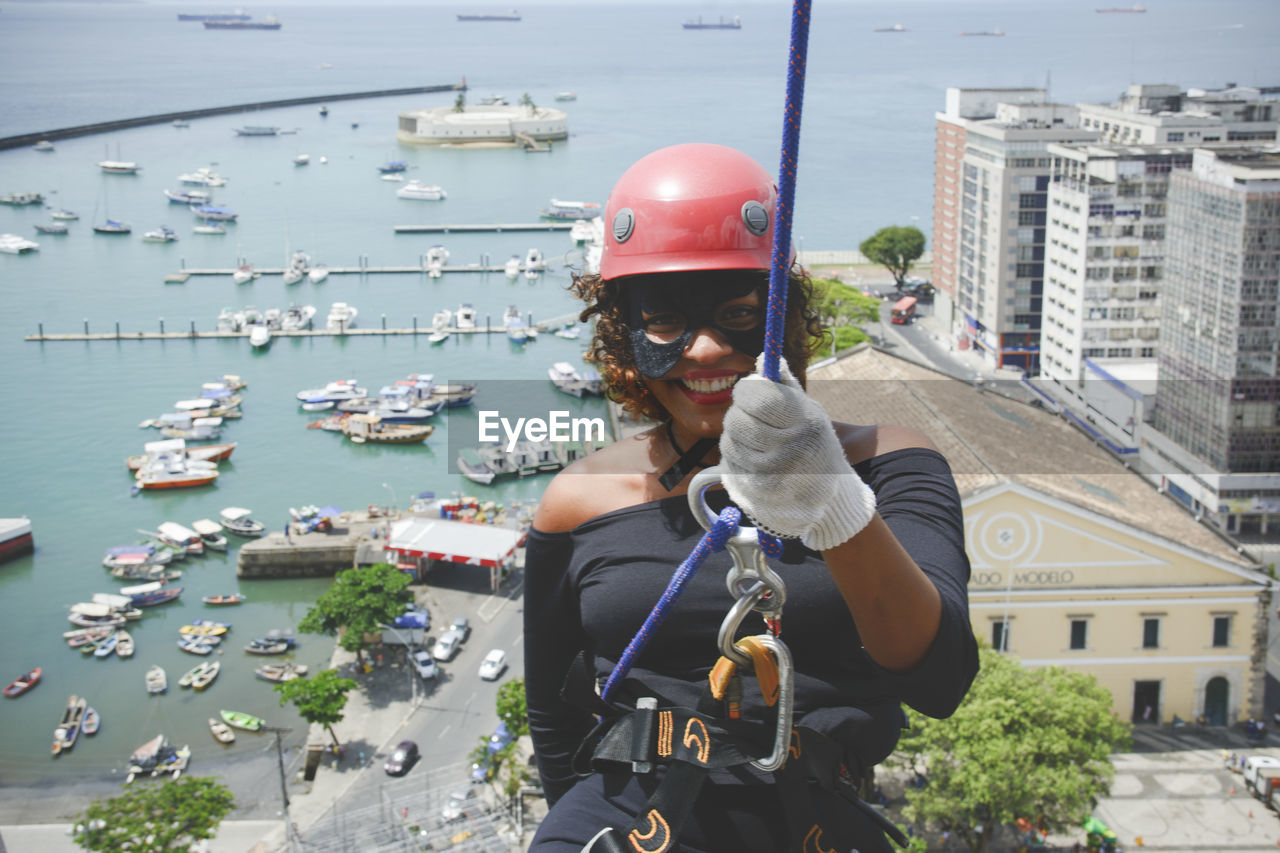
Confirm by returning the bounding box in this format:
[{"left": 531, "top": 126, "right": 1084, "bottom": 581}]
[
  {"left": 3, "top": 667, "right": 41, "bottom": 697},
  {"left": 66, "top": 628, "right": 111, "bottom": 648},
  {"left": 82, "top": 707, "right": 101, "bottom": 735},
  {"left": 191, "top": 518, "right": 228, "bottom": 551},
  {"left": 179, "top": 661, "right": 207, "bottom": 688},
  {"left": 253, "top": 662, "right": 308, "bottom": 683},
  {"left": 219, "top": 709, "right": 264, "bottom": 731},
  {"left": 180, "top": 623, "right": 227, "bottom": 636},
  {"left": 125, "top": 441, "right": 237, "bottom": 471},
  {"left": 81, "top": 629, "right": 115, "bottom": 655},
  {"left": 51, "top": 695, "right": 86, "bottom": 755},
  {"left": 178, "top": 637, "right": 216, "bottom": 655},
  {"left": 220, "top": 507, "right": 266, "bottom": 537},
  {"left": 244, "top": 640, "right": 289, "bottom": 656},
  {"left": 191, "top": 661, "right": 220, "bottom": 691},
  {"left": 202, "top": 593, "right": 245, "bottom": 606},
  {"left": 145, "top": 665, "right": 167, "bottom": 694},
  {"left": 93, "top": 632, "right": 120, "bottom": 659},
  {"left": 115, "top": 629, "right": 135, "bottom": 658},
  {"left": 209, "top": 717, "right": 235, "bottom": 744}
]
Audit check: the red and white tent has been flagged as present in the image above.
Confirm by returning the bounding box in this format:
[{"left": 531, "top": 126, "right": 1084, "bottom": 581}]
[{"left": 385, "top": 517, "right": 526, "bottom": 569}]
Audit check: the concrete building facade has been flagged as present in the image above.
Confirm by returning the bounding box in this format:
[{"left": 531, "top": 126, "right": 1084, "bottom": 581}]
[
  {"left": 932, "top": 88, "right": 1097, "bottom": 373},
  {"left": 1146, "top": 149, "right": 1280, "bottom": 535},
  {"left": 397, "top": 104, "right": 568, "bottom": 145}
]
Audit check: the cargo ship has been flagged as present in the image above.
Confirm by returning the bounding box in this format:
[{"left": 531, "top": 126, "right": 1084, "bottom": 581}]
[
  {"left": 204, "top": 15, "right": 281, "bottom": 29},
  {"left": 683, "top": 15, "right": 741, "bottom": 29},
  {"left": 457, "top": 11, "right": 521, "bottom": 21},
  {"left": 0, "top": 518, "right": 33, "bottom": 564},
  {"left": 178, "top": 10, "right": 251, "bottom": 21}
]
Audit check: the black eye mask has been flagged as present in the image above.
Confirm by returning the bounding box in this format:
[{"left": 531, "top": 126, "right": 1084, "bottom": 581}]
[{"left": 625, "top": 277, "right": 767, "bottom": 379}]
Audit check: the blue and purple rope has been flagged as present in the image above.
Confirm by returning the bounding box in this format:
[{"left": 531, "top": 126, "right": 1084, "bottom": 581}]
[{"left": 600, "top": 0, "right": 812, "bottom": 702}]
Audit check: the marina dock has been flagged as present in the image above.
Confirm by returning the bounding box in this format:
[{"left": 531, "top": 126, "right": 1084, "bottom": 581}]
[
  {"left": 393, "top": 222, "right": 574, "bottom": 233},
  {"left": 24, "top": 312, "right": 580, "bottom": 342}
]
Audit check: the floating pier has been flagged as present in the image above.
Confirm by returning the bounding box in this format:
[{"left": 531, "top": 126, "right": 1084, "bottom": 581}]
[
  {"left": 25, "top": 312, "right": 580, "bottom": 343},
  {"left": 393, "top": 222, "right": 574, "bottom": 233}
]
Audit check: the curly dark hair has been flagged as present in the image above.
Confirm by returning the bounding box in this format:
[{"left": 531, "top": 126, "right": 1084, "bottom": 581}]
[{"left": 569, "top": 269, "right": 826, "bottom": 422}]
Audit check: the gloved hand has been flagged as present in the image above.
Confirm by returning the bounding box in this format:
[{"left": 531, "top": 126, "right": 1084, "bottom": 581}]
[{"left": 719, "top": 355, "right": 876, "bottom": 551}]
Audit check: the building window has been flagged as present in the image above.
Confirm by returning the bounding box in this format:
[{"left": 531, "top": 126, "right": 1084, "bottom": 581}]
[
  {"left": 1070, "top": 619, "right": 1088, "bottom": 650},
  {"left": 1143, "top": 617, "right": 1160, "bottom": 649},
  {"left": 992, "top": 620, "right": 1010, "bottom": 652},
  {"left": 1213, "top": 616, "right": 1231, "bottom": 648}
]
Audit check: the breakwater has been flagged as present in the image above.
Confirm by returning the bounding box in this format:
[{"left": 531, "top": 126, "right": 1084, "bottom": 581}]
[{"left": 0, "top": 81, "right": 466, "bottom": 150}]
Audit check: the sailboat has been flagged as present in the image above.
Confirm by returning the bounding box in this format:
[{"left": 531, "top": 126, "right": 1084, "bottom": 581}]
[{"left": 92, "top": 181, "right": 131, "bottom": 235}]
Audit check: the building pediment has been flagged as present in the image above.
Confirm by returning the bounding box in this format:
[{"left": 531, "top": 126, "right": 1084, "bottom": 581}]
[{"left": 964, "top": 481, "right": 1266, "bottom": 591}]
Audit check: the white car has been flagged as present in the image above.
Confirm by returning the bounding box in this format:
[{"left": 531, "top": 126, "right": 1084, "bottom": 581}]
[
  {"left": 411, "top": 649, "right": 437, "bottom": 680},
  {"left": 432, "top": 629, "right": 465, "bottom": 661},
  {"left": 478, "top": 649, "right": 507, "bottom": 681}
]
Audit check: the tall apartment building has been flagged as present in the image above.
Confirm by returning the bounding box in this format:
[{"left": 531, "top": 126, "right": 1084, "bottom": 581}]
[
  {"left": 935, "top": 84, "right": 1279, "bottom": 377},
  {"left": 1145, "top": 148, "right": 1280, "bottom": 535},
  {"left": 932, "top": 88, "right": 1097, "bottom": 373},
  {"left": 1040, "top": 144, "right": 1192, "bottom": 384}
]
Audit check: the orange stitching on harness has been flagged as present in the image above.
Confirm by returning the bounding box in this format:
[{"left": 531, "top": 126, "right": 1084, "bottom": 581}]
[
  {"left": 682, "top": 718, "right": 711, "bottom": 764},
  {"left": 803, "top": 825, "right": 835, "bottom": 853},
  {"left": 658, "top": 710, "right": 673, "bottom": 757},
  {"left": 628, "top": 809, "right": 672, "bottom": 852}
]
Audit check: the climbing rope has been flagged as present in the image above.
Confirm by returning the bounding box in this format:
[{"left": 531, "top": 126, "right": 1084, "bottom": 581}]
[{"left": 600, "top": 0, "right": 812, "bottom": 703}]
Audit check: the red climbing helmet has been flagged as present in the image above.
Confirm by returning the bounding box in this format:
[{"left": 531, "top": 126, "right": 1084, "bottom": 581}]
[{"left": 600, "top": 143, "right": 786, "bottom": 281}]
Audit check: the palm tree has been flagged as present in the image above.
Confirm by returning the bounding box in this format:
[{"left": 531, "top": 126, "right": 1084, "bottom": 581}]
[
  {"left": 519, "top": 92, "right": 536, "bottom": 113},
  {"left": 453, "top": 93, "right": 466, "bottom": 113}
]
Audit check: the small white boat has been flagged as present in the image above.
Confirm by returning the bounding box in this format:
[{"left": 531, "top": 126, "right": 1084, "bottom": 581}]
[
  {"left": 232, "top": 264, "right": 256, "bottom": 284},
  {"left": 172, "top": 119, "right": 191, "bottom": 128},
  {"left": 192, "top": 519, "right": 228, "bottom": 551},
  {"left": 293, "top": 153, "right": 310, "bottom": 166},
  {"left": 99, "top": 160, "right": 141, "bottom": 174},
  {"left": 178, "top": 167, "right": 226, "bottom": 187},
  {"left": 504, "top": 255, "right": 521, "bottom": 279},
  {"left": 142, "top": 226, "right": 179, "bottom": 243},
  {"left": 429, "top": 308, "right": 452, "bottom": 344},
  {"left": 164, "top": 188, "right": 212, "bottom": 205},
  {"left": 249, "top": 324, "right": 271, "bottom": 348},
  {"left": 396, "top": 180, "right": 447, "bottom": 201},
  {"left": 325, "top": 302, "right": 358, "bottom": 331},
  {"left": 570, "top": 218, "right": 594, "bottom": 245},
  {"left": 193, "top": 220, "right": 226, "bottom": 235},
  {"left": 33, "top": 221, "right": 67, "bottom": 235},
  {"left": 428, "top": 329, "right": 450, "bottom": 344},
  {"left": 319, "top": 156, "right": 328, "bottom": 164},
  {"left": 425, "top": 245, "right": 448, "bottom": 278},
  {"left": 554, "top": 92, "right": 577, "bottom": 101},
  {"left": 307, "top": 264, "right": 329, "bottom": 283},
  {"left": 380, "top": 172, "right": 405, "bottom": 182},
  {"left": 455, "top": 303, "right": 477, "bottom": 330},
  {"left": 280, "top": 304, "right": 317, "bottom": 331},
  {"left": 554, "top": 324, "right": 581, "bottom": 339},
  {"left": 50, "top": 209, "right": 79, "bottom": 221},
  {"left": 549, "top": 361, "right": 587, "bottom": 397},
  {"left": 145, "top": 665, "right": 167, "bottom": 694},
  {"left": 34, "top": 139, "right": 55, "bottom": 151},
  {"left": 220, "top": 506, "right": 266, "bottom": 537},
  {"left": 524, "top": 247, "right": 543, "bottom": 281},
  {"left": 0, "top": 234, "right": 40, "bottom": 254}
]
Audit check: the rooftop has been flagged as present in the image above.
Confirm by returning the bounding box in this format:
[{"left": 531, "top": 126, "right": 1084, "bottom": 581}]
[{"left": 808, "top": 347, "right": 1255, "bottom": 570}]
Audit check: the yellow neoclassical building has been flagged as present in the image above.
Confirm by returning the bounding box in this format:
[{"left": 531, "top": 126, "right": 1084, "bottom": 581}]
[{"left": 809, "top": 345, "right": 1270, "bottom": 725}]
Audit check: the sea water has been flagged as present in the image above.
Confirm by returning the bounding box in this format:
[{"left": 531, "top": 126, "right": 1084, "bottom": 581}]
[{"left": 0, "top": 0, "right": 1272, "bottom": 788}]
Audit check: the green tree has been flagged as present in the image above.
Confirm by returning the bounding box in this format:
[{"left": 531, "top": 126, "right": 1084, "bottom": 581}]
[
  {"left": 496, "top": 677, "right": 529, "bottom": 737},
  {"left": 859, "top": 226, "right": 926, "bottom": 287},
  {"left": 519, "top": 92, "right": 536, "bottom": 111},
  {"left": 72, "top": 776, "right": 234, "bottom": 852},
  {"left": 297, "top": 562, "right": 412, "bottom": 665},
  {"left": 453, "top": 92, "right": 466, "bottom": 112},
  {"left": 274, "top": 668, "right": 359, "bottom": 748},
  {"left": 811, "top": 276, "right": 881, "bottom": 327},
  {"left": 894, "top": 645, "right": 1130, "bottom": 852}
]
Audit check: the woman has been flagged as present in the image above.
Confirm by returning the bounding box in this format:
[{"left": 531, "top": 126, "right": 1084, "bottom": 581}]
[{"left": 524, "top": 143, "right": 978, "bottom": 852}]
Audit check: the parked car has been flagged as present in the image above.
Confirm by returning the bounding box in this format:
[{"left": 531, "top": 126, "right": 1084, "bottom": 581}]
[
  {"left": 384, "top": 740, "right": 419, "bottom": 776},
  {"left": 395, "top": 602, "right": 430, "bottom": 630},
  {"left": 432, "top": 629, "right": 465, "bottom": 662},
  {"left": 486, "top": 720, "right": 514, "bottom": 754},
  {"left": 411, "top": 649, "right": 437, "bottom": 680},
  {"left": 442, "top": 786, "right": 477, "bottom": 821},
  {"left": 448, "top": 616, "right": 471, "bottom": 643},
  {"left": 478, "top": 649, "right": 507, "bottom": 681}
]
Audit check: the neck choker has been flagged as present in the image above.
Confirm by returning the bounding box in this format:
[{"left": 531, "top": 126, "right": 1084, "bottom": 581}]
[{"left": 658, "top": 422, "right": 717, "bottom": 492}]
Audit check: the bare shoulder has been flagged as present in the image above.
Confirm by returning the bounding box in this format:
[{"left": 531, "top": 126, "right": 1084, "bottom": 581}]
[
  {"left": 833, "top": 422, "right": 939, "bottom": 467},
  {"left": 532, "top": 432, "right": 658, "bottom": 533}
]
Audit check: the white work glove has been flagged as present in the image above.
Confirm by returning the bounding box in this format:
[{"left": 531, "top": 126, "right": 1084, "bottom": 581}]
[{"left": 719, "top": 355, "right": 877, "bottom": 551}]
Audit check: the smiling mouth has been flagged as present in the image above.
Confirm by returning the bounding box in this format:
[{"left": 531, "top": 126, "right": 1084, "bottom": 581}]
[{"left": 678, "top": 374, "right": 743, "bottom": 394}]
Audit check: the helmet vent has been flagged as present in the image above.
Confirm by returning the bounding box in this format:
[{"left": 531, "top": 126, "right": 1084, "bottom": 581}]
[
  {"left": 741, "top": 201, "right": 769, "bottom": 236},
  {"left": 612, "top": 208, "right": 635, "bottom": 243}
]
